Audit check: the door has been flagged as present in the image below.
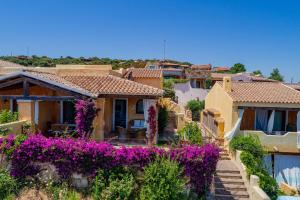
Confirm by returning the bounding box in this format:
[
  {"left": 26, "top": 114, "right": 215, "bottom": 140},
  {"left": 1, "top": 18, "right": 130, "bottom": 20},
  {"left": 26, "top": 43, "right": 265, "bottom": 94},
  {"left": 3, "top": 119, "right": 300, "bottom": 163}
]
[{"left": 114, "top": 99, "right": 127, "bottom": 129}]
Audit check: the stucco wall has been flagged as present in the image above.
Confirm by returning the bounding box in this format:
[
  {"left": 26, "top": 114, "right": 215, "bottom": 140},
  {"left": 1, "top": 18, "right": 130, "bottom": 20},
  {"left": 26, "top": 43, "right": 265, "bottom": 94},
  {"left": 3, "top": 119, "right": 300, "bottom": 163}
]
[
  {"left": 134, "top": 78, "right": 163, "bottom": 89},
  {"left": 205, "top": 84, "right": 234, "bottom": 132},
  {"left": 0, "top": 120, "right": 27, "bottom": 135},
  {"left": 38, "top": 101, "right": 60, "bottom": 132},
  {"left": 239, "top": 130, "right": 300, "bottom": 153}
]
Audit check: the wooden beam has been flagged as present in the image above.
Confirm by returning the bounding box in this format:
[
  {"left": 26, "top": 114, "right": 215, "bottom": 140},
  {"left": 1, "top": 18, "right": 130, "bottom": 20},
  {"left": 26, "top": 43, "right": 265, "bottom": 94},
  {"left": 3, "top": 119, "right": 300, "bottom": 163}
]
[
  {"left": 26, "top": 78, "right": 86, "bottom": 98},
  {"left": 23, "top": 79, "right": 29, "bottom": 97},
  {"left": 0, "top": 95, "right": 77, "bottom": 101},
  {"left": 0, "top": 78, "right": 23, "bottom": 89}
]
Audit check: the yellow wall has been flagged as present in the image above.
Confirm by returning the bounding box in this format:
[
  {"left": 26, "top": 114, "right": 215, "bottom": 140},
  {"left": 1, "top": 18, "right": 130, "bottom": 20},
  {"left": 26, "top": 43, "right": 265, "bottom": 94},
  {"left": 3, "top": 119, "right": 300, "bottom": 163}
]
[
  {"left": 240, "top": 130, "right": 300, "bottom": 153},
  {"left": 17, "top": 100, "right": 35, "bottom": 122},
  {"left": 134, "top": 77, "right": 163, "bottom": 89},
  {"left": 205, "top": 84, "right": 235, "bottom": 132},
  {"left": 38, "top": 101, "right": 60, "bottom": 132}
]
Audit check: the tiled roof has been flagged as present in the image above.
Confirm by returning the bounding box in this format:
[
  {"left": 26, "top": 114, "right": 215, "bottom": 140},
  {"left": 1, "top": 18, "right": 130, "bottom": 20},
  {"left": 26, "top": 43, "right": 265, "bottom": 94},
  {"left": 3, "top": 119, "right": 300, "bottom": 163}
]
[
  {"left": 211, "top": 73, "right": 276, "bottom": 82},
  {"left": 190, "top": 64, "right": 212, "bottom": 70},
  {"left": 1, "top": 70, "right": 163, "bottom": 97},
  {"left": 284, "top": 83, "right": 300, "bottom": 91},
  {"left": 62, "top": 75, "right": 163, "bottom": 97},
  {"left": 123, "top": 69, "right": 162, "bottom": 78},
  {"left": 213, "top": 67, "right": 231, "bottom": 72},
  {"left": 217, "top": 81, "right": 300, "bottom": 104}
]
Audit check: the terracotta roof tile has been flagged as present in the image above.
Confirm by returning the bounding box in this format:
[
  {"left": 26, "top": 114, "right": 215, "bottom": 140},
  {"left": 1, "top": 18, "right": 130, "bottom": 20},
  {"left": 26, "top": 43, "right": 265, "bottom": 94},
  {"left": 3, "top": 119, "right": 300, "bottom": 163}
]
[
  {"left": 190, "top": 64, "right": 212, "bottom": 70},
  {"left": 217, "top": 81, "right": 300, "bottom": 104},
  {"left": 22, "top": 70, "right": 163, "bottom": 97},
  {"left": 211, "top": 73, "right": 276, "bottom": 82},
  {"left": 62, "top": 75, "right": 163, "bottom": 97},
  {"left": 123, "top": 69, "right": 162, "bottom": 78}
]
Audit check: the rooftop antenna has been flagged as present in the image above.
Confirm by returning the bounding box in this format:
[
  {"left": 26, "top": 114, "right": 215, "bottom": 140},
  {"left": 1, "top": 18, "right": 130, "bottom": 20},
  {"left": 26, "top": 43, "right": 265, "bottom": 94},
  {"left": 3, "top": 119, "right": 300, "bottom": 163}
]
[
  {"left": 163, "top": 39, "right": 166, "bottom": 61},
  {"left": 26, "top": 46, "right": 30, "bottom": 57}
]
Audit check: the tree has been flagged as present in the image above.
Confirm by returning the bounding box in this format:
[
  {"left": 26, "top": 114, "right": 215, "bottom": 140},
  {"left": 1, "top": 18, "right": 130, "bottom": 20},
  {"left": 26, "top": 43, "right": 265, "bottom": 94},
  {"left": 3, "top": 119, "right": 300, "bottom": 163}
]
[
  {"left": 230, "top": 63, "right": 246, "bottom": 73},
  {"left": 253, "top": 70, "right": 263, "bottom": 76},
  {"left": 269, "top": 68, "right": 284, "bottom": 81}
]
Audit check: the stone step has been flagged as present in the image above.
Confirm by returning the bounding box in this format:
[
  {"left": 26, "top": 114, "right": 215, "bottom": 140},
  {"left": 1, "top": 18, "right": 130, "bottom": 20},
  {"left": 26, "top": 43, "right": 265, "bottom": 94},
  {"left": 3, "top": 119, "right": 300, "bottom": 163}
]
[
  {"left": 215, "top": 177, "right": 245, "bottom": 185},
  {"left": 215, "top": 187, "right": 247, "bottom": 194},
  {"left": 215, "top": 190, "right": 249, "bottom": 198},
  {"left": 216, "top": 173, "right": 242, "bottom": 179},
  {"left": 215, "top": 194, "right": 249, "bottom": 200},
  {"left": 216, "top": 170, "right": 240, "bottom": 174},
  {"left": 220, "top": 157, "right": 231, "bottom": 160}
]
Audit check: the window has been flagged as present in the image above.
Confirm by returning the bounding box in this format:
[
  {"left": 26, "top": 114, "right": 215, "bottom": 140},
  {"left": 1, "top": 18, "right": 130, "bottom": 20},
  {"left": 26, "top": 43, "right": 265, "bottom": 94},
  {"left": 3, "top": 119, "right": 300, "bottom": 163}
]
[
  {"left": 61, "top": 101, "right": 76, "bottom": 124},
  {"left": 136, "top": 99, "right": 144, "bottom": 114}
]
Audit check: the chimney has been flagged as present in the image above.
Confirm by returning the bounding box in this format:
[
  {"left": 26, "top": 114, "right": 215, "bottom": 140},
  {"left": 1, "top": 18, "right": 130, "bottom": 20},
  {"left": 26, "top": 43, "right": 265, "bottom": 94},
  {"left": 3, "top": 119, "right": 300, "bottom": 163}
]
[{"left": 223, "top": 76, "right": 232, "bottom": 92}]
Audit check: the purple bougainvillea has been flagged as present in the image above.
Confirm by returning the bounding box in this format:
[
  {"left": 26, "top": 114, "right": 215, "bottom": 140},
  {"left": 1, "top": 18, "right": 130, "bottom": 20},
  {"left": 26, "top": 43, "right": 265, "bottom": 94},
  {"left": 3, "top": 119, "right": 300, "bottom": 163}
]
[
  {"left": 75, "top": 99, "right": 97, "bottom": 138},
  {"left": 0, "top": 135, "right": 219, "bottom": 196},
  {"left": 147, "top": 105, "right": 156, "bottom": 146}
]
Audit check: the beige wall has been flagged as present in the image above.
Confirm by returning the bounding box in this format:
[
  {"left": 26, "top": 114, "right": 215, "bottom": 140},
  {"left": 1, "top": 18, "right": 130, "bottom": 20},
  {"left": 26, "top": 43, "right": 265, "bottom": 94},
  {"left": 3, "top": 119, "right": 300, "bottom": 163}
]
[
  {"left": 134, "top": 77, "right": 163, "bottom": 89},
  {"left": 240, "top": 130, "right": 300, "bottom": 153},
  {"left": 0, "top": 120, "right": 27, "bottom": 135},
  {"left": 38, "top": 101, "right": 60, "bottom": 132},
  {"left": 205, "top": 83, "right": 235, "bottom": 132},
  {"left": 17, "top": 100, "right": 35, "bottom": 122}
]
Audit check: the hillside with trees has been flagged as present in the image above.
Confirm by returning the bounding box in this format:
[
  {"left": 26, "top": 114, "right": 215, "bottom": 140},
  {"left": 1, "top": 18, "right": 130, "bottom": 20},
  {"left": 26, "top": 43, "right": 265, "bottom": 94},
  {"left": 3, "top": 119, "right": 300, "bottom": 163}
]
[{"left": 0, "top": 56, "right": 191, "bottom": 70}]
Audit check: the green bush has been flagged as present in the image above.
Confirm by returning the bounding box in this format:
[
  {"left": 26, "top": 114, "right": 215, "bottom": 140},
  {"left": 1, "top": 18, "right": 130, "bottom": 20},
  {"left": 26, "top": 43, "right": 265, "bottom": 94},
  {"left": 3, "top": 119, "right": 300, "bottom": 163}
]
[
  {"left": 101, "top": 175, "right": 134, "bottom": 200},
  {"left": 163, "top": 79, "right": 188, "bottom": 101},
  {"left": 258, "top": 172, "right": 279, "bottom": 200},
  {"left": 140, "top": 157, "right": 186, "bottom": 200},
  {"left": 0, "top": 110, "right": 18, "bottom": 124},
  {"left": 230, "top": 135, "right": 278, "bottom": 200},
  {"left": 92, "top": 167, "right": 135, "bottom": 200},
  {"left": 177, "top": 122, "right": 202, "bottom": 145},
  {"left": 92, "top": 169, "right": 107, "bottom": 200},
  {"left": 0, "top": 169, "right": 17, "bottom": 200},
  {"left": 186, "top": 100, "right": 204, "bottom": 121},
  {"left": 158, "top": 107, "right": 168, "bottom": 134},
  {"left": 230, "top": 135, "right": 264, "bottom": 159}
]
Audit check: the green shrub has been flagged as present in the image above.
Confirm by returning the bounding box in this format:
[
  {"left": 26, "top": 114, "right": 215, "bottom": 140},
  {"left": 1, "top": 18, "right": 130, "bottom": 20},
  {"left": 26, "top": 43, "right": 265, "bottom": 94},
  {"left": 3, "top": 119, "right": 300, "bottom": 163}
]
[
  {"left": 230, "top": 135, "right": 264, "bottom": 159},
  {"left": 177, "top": 122, "right": 202, "bottom": 145},
  {"left": 163, "top": 79, "right": 188, "bottom": 101},
  {"left": 0, "top": 169, "right": 17, "bottom": 200},
  {"left": 92, "top": 169, "right": 107, "bottom": 200},
  {"left": 163, "top": 88, "right": 175, "bottom": 100},
  {"left": 140, "top": 157, "right": 186, "bottom": 200},
  {"left": 186, "top": 100, "right": 204, "bottom": 121},
  {"left": 258, "top": 172, "right": 279, "bottom": 200},
  {"left": 101, "top": 174, "right": 134, "bottom": 200},
  {"left": 92, "top": 167, "right": 135, "bottom": 200},
  {"left": 230, "top": 135, "right": 278, "bottom": 200},
  {"left": 0, "top": 110, "right": 18, "bottom": 124},
  {"left": 240, "top": 151, "right": 260, "bottom": 176},
  {"left": 158, "top": 107, "right": 168, "bottom": 134}
]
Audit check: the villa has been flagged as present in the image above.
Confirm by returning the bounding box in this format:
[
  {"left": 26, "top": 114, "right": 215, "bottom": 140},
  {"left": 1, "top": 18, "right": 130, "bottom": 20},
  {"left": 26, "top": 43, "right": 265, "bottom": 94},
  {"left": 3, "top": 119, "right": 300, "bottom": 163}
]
[
  {"left": 0, "top": 68, "right": 163, "bottom": 143},
  {"left": 202, "top": 76, "right": 300, "bottom": 189}
]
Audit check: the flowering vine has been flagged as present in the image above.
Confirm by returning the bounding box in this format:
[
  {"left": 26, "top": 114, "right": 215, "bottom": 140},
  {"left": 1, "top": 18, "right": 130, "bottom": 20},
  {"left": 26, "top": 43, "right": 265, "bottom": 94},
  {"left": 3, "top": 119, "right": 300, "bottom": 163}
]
[
  {"left": 0, "top": 134, "right": 219, "bottom": 195},
  {"left": 75, "top": 99, "right": 98, "bottom": 138},
  {"left": 147, "top": 105, "right": 156, "bottom": 146}
]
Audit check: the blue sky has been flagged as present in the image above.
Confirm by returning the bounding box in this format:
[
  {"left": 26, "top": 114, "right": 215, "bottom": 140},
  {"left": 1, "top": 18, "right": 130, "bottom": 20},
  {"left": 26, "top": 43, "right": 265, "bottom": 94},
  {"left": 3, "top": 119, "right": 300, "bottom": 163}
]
[{"left": 0, "top": 0, "right": 299, "bottom": 82}]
